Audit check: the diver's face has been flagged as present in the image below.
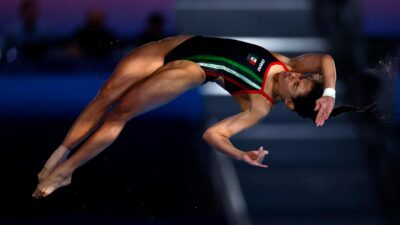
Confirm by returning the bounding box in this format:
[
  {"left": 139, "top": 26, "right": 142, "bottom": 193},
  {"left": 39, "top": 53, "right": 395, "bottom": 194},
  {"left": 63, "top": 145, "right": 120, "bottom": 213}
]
[{"left": 278, "top": 71, "right": 314, "bottom": 101}]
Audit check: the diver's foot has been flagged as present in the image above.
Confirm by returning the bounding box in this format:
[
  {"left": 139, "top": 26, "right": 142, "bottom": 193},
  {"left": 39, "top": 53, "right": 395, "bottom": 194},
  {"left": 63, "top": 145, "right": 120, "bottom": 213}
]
[
  {"left": 38, "top": 146, "right": 71, "bottom": 182},
  {"left": 37, "top": 167, "right": 53, "bottom": 183},
  {"left": 32, "top": 168, "right": 72, "bottom": 199},
  {"left": 37, "top": 157, "right": 68, "bottom": 183},
  {"left": 37, "top": 149, "right": 70, "bottom": 183}
]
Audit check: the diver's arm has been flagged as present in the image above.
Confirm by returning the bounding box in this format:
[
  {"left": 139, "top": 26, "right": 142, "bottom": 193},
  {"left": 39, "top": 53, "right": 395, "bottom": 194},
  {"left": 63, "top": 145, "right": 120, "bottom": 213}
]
[
  {"left": 290, "top": 53, "right": 336, "bottom": 89},
  {"left": 202, "top": 103, "right": 269, "bottom": 164},
  {"left": 272, "top": 52, "right": 336, "bottom": 89}
]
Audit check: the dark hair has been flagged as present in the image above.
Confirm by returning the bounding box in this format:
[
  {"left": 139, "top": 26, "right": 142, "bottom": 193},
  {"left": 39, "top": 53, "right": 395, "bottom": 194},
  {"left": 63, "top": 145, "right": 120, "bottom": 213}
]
[{"left": 292, "top": 82, "right": 378, "bottom": 121}]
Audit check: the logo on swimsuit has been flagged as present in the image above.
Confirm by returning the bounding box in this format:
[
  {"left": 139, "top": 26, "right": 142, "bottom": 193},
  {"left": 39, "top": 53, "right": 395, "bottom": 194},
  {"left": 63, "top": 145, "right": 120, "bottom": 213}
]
[
  {"left": 247, "top": 53, "right": 258, "bottom": 66},
  {"left": 257, "top": 59, "right": 266, "bottom": 72}
]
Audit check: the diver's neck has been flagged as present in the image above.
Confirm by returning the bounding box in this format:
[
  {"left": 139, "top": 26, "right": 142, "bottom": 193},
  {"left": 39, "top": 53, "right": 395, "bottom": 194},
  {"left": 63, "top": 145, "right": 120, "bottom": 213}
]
[{"left": 271, "top": 73, "right": 283, "bottom": 103}]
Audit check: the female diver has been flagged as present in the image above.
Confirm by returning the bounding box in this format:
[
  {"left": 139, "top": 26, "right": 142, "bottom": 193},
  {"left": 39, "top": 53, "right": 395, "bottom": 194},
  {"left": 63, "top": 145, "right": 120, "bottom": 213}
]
[{"left": 33, "top": 35, "right": 338, "bottom": 198}]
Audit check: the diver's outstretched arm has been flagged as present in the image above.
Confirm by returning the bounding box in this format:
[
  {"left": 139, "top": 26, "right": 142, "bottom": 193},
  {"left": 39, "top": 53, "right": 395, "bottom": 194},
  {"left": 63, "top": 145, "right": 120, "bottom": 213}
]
[{"left": 203, "top": 102, "right": 270, "bottom": 167}]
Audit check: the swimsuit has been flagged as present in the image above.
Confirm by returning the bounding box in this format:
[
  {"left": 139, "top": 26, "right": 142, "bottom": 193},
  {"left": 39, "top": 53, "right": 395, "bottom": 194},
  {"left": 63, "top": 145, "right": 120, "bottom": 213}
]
[{"left": 164, "top": 36, "right": 288, "bottom": 104}]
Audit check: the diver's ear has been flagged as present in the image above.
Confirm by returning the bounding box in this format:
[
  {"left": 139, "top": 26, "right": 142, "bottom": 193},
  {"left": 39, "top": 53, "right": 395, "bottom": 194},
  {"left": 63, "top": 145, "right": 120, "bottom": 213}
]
[{"left": 284, "top": 99, "right": 295, "bottom": 110}]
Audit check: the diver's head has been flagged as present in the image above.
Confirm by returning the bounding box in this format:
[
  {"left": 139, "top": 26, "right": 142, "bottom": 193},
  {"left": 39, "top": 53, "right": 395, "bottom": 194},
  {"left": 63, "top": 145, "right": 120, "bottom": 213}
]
[
  {"left": 274, "top": 71, "right": 319, "bottom": 117},
  {"left": 274, "top": 71, "right": 377, "bottom": 122}
]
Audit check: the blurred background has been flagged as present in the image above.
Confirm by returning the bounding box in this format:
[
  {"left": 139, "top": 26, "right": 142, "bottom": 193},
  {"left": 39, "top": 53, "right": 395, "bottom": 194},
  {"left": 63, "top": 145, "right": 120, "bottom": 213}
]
[{"left": 0, "top": 0, "right": 400, "bottom": 225}]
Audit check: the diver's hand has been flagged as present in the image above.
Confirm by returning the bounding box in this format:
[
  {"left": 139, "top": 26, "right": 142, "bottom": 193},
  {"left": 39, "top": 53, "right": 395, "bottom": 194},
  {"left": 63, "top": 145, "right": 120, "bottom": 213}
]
[
  {"left": 314, "top": 96, "right": 335, "bottom": 126},
  {"left": 240, "top": 146, "right": 268, "bottom": 168}
]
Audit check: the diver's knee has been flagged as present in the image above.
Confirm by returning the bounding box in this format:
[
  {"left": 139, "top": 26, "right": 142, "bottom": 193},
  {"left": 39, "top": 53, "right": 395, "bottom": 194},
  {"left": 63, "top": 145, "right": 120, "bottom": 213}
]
[
  {"left": 108, "top": 101, "right": 136, "bottom": 122},
  {"left": 94, "top": 87, "right": 121, "bottom": 107}
]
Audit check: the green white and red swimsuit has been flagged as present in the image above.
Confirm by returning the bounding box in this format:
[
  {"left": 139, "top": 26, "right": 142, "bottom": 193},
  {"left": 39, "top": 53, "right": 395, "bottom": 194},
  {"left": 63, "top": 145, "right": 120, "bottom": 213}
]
[{"left": 164, "top": 36, "right": 288, "bottom": 105}]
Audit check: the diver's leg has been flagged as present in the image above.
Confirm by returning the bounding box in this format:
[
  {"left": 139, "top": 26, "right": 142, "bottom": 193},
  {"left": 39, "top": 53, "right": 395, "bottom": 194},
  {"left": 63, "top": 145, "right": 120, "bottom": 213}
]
[
  {"left": 32, "top": 61, "right": 206, "bottom": 198},
  {"left": 37, "top": 36, "right": 192, "bottom": 182}
]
